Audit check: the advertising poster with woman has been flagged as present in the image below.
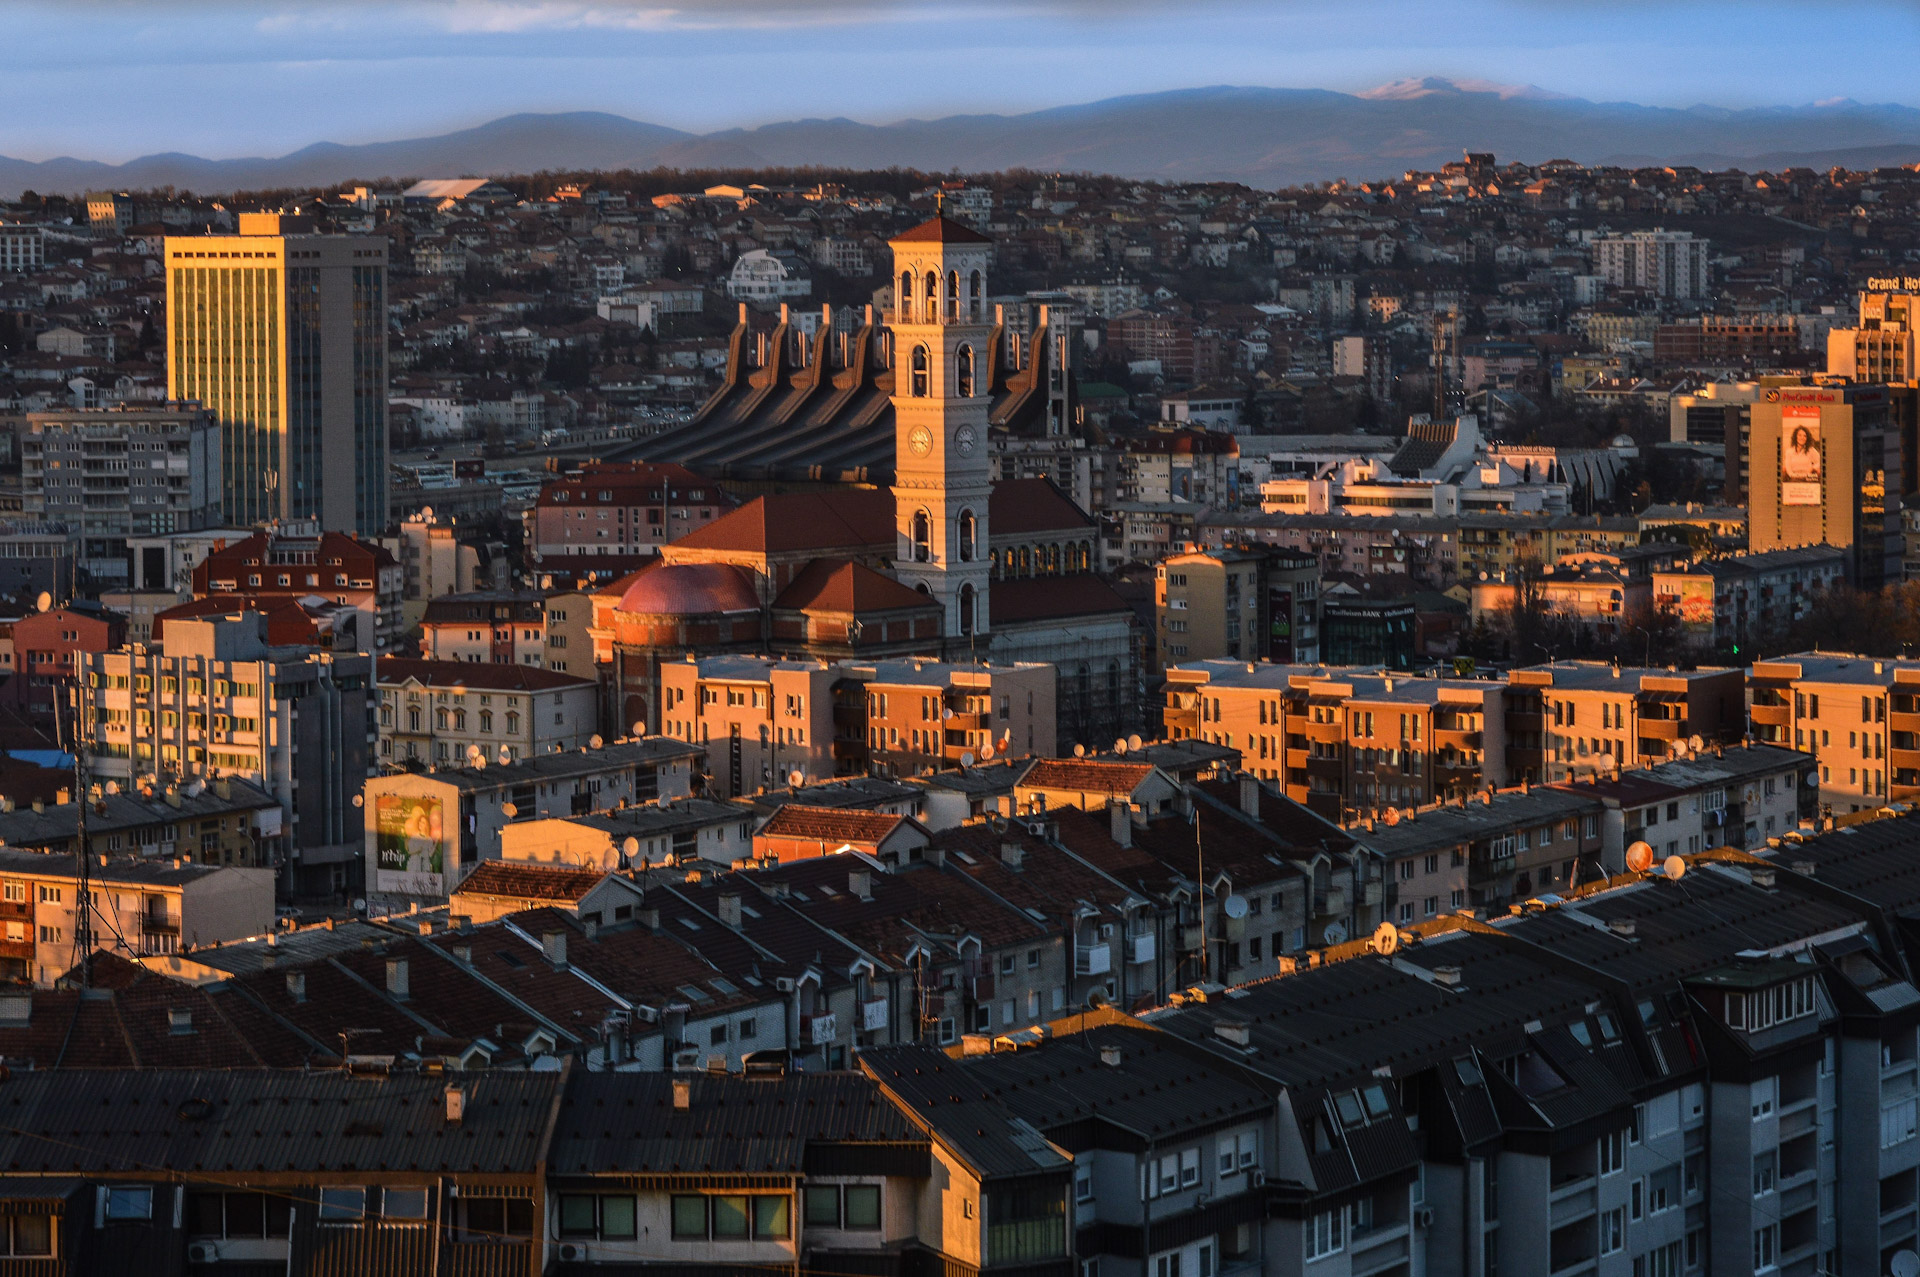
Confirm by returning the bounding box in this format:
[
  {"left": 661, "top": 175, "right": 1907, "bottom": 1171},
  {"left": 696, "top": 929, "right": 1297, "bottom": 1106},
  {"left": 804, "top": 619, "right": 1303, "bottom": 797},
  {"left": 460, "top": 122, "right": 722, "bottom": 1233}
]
[
  {"left": 374, "top": 794, "right": 447, "bottom": 895},
  {"left": 1780, "top": 406, "right": 1823, "bottom": 507}
]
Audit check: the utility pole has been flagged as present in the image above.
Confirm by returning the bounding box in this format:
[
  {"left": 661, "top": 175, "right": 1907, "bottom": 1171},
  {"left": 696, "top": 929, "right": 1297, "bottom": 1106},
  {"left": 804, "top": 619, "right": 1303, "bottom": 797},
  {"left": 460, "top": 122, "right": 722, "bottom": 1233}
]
[
  {"left": 1194, "top": 807, "right": 1209, "bottom": 985},
  {"left": 56, "top": 684, "right": 93, "bottom": 989}
]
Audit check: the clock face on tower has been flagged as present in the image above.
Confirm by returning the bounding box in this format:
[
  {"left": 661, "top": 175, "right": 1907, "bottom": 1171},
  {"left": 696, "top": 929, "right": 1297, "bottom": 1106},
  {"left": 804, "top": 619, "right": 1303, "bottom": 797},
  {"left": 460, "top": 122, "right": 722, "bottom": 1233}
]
[
  {"left": 954, "top": 425, "right": 977, "bottom": 456},
  {"left": 907, "top": 425, "right": 933, "bottom": 457}
]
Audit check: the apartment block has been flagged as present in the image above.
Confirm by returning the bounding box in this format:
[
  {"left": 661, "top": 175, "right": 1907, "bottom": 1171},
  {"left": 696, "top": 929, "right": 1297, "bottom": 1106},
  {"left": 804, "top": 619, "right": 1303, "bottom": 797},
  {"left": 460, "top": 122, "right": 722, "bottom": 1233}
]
[
  {"left": 376, "top": 657, "right": 599, "bottom": 768},
  {"left": 82, "top": 612, "right": 373, "bottom": 895},
  {"left": 1509, "top": 662, "right": 1746, "bottom": 783},
  {"left": 1156, "top": 546, "right": 1321, "bottom": 667},
  {"left": 657, "top": 655, "right": 839, "bottom": 797},
  {"left": 417, "top": 590, "right": 549, "bottom": 665},
  {"left": 192, "top": 525, "right": 404, "bottom": 654},
  {"left": 1651, "top": 546, "right": 1847, "bottom": 654},
  {"left": 855, "top": 660, "right": 1057, "bottom": 778},
  {"left": 1748, "top": 652, "right": 1918, "bottom": 814},
  {"left": 19, "top": 403, "right": 223, "bottom": 584}
]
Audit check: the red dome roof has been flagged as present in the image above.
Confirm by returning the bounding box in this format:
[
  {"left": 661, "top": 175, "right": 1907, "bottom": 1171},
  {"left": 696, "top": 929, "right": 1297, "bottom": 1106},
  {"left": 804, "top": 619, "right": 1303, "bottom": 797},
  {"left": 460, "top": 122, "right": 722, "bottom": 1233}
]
[{"left": 617, "top": 562, "right": 760, "bottom": 616}]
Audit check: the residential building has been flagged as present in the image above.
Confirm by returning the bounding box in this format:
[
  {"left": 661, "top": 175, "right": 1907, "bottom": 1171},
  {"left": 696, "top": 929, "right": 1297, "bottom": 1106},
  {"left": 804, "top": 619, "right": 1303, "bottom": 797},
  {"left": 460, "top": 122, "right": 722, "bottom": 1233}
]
[
  {"left": 1650, "top": 546, "right": 1847, "bottom": 654},
  {"left": 0, "top": 847, "right": 272, "bottom": 983},
  {"left": 0, "top": 223, "right": 43, "bottom": 273},
  {"left": 854, "top": 659, "right": 1057, "bottom": 778},
  {"left": 81, "top": 612, "right": 375, "bottom": 896},
  {"left": 21, "top": 403, "right": 223, "bottom": 584},
  {"left": 2, "top": 601, "right": 126, "bottom": 729},
  {"left": 657, "top": 655, "right": 839, "bottom": 796},
  {"left": 1827, "top": 288, "right": 1917, "bottom": 382},
  {"left": 1748, "top": 652, "right": 1920, "bottom": 814},
  {"left": 528, "top": 460, "right": 731, "bottom": 559},
  {"left": 1592, "top": 228, "right": 1711, "bottom": 298},
  {"left": 192, "top": 525, "right": 404, "bottom": 653},
  {"left": 1156, "top": 547, "right": 1321, "bottom": 666},
  {"left": 1352, "top": 783, "right": 1605, "bottom": 912},
  {"left": 359, "top": 736, "right": 703, "bottom": 902},
  {"left": 418, "top": 591, "right": 548, "bottom": 665},
  {"left": 164, "top": 213, "right": 388, "bottom": 533},
  {"left": 376, "top": 658, "right": 599, "bottom": 767},
  {"left": 1509, "top": 661, "right": 1746, "bottom": 783},
  {"left": 379, "top": 508, "right": 484, "bottom": 630},
  {"left": 0, "top": 774, "right": 280, "bottom": 868}
]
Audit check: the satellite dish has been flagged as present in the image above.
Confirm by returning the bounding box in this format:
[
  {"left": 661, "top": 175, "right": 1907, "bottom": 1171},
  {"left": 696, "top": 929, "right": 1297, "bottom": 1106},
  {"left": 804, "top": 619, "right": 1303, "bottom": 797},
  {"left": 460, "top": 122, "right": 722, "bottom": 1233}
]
[
  {"left": 1224, "top": 893, "right": 1249, "bottom": 920},
  {"left": 1688, "top": 735, "right": 1704, "bottom": 752},
  {"left": 633, "top": 721, "right": 647, "bottom": 737},
  {"left": 1806, "top": 770, "right": 1820, "bottom": 787},
  {"left": 1625, "top": 841, "right": 1654, "bottom": 873},
  {"left": 351, "top": 898, "right": 367, "bottom": 913},
  {"left": 789, "top": 770, "right": 805, "bottom": 787},
  {"left": 1322, "top": 921, "right": 1348, "bottom": 946},
  {"left": 1891, "top": 1251, "right": 1920, "bottom": 1277},
  {"left": 1382, "top": 808, "right": 1401, "bottom": 826},
  {"left": 1371, "top": 921, "right": 1400, "bottom": 956},
  {"left": 501, "top": 802, "right": 518, "bottom": 818},
  {"left": 961, "top": 752, "right": 976, "bottom": 768},
  {"left": 1073, "top": 744, "right": 1086, "bottom": 758},
  {"left": 498, "top": 745, "right": 512, "bottom": 765},
  {"left": 622, "top": 836, "right": 640, "bottom": 857},
  {"left": 1127, "top": 734, "right": 1143, "bottom": 751},
  {"left": 1662, "top": 855, "right": 1688, "bottom": 881},
  {"left": 466, "top": 745, "right": 483, "bottom": 764},
  {"left": 351, "top": 793, "right": 364, "bottom": 808},
  {"left": 942, "top": 708, "right": 953, "bottom": 721},
  {"left": 473, "top": 755, "right": 487, "bottom": 770},
  {"left": 104, "top": 781, "right": 119, "bottom": 795},
  {"left": 1114, "top": 738, "right": 1128, "bottom": 755},
  {"left": 980, "top": 743, "right": 994, "bottom": 760},
  {"left": 33, "top": 592, "right": 50, "bottom": 613},
  {"left": 589, "top": 734, "right": 604, "bottom": 750}
]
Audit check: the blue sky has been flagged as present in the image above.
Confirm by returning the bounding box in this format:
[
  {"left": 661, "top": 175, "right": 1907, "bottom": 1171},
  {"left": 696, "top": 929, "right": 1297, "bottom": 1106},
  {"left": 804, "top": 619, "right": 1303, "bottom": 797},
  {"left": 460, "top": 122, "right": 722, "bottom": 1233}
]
[{"left": 5, "top": 0, "right": 1914, "bottom": 161}]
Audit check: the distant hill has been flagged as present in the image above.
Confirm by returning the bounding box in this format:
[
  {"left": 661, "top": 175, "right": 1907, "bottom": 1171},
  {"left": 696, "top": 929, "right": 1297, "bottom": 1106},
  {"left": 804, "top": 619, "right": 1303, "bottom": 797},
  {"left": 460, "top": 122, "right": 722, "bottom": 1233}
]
[{"left": 4, "top": 81, "right": 1919, "bottom": 199}]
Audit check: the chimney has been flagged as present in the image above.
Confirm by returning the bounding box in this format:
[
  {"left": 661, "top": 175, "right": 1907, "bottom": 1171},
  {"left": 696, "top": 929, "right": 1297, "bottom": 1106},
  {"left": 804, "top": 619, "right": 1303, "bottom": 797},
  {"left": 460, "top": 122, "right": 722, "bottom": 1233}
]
[
  {"left": 848, "top": 870, "right": 872, "bottom": 901},
  {"left": 444, "top": 1084, "right": 466, "bottom": 1124},
  {"left": 672, "top": 1078, "right": 692, "bottom": 1111},
  {"left": 1607, "top": 918, "right": 1636, "bottom": 937},
  {"left": 1109, "top": 801, "right": 1132, "bottom": 848},
  {"left": 716, "top": 894, "right": 743, "bottom": 929},
  {"left": 286, "top": 971, "right": 306, "bottom": 1003},
  {"left": 638, "top": 907, "right": 660, "bottom": 931},
  {"left": 1213, "top": 1021, "right": 1251, "bottom": 1047},
  {"left": 1000, "top": 842, "right": 1024, "bottom": 870},
  {"left": 582, "top": 917, "right": 599, "bottom": 942},
  {"left": 451, "top": 914, "right": 472, "bottom": 933},
  {"left": 385, "top": 958, "right": 410, "bottom": 1000},
  {"left": 542, "top": 930, "right": 568, "bottom": 968},
  {"left": 1239, "top": 773, "right": 1261, "bottom": 819},
  {"left": 1430, "top": 966, "right": 1463, "bottom": 987},
  {"left": 1098, "top": 1045, "right": 1123, "bottom": 1068},
  {"left": 452, "top": 943, "right": 472, "bottom": 965}
]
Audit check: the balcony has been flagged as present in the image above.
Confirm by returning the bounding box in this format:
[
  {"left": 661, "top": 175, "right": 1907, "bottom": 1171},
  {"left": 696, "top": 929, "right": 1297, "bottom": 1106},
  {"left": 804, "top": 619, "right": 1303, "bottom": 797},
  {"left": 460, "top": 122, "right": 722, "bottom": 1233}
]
[
  {"left": 1891, "top": 709, "right": 1920, "bottom": 737},
  {"left": 142, "top": 912, "right": 180, "bottom": 936},
  {"left": 1305, "top": 755, "right": 1343, "bottom": 779},
  {"left": 1177, "top": 924, "right": 1203, "bottom": 951},
  {"left": 1285, "top": 748, "right": 1310, "bottom": 771},
  {"left": 1506, "top": 710, "right": 1545, "bottom": 732},
  {"left": 1304, "top": 719, "right": 1344, "bottom": 743},
  {"left": 1434, "top": 727, "right": 1482, "bottom": 750},
  {"left": 806, "top": 1013, "right": 838, "bottom": 1045},
  {"left": 860, "top": 998, "right": 888, "bottom": 1032},
  {"left": 1640, "top": 717, "right": 1682, "bottom": 742},
  {"left": 1751, "top": 702, "right": 1791, "bottom": 728},
  {"left": 1075, "top": 941, "right": 1112, "bottom": 976},
  {"left": 1127, "top": 933, "right": 1155, "bottom": 965}
]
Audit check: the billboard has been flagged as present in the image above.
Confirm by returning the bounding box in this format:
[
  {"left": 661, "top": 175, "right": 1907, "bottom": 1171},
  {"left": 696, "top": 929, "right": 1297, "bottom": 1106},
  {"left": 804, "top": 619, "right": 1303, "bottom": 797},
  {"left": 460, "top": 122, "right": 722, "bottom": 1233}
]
[
  {"left": 1267, "top": 588, "right": 1295, "bottom": 662},
  {"left": 1781, "top": 406, "right": 1824, "bottom": 507},
  {"left": 374, "top": 793, "right": 448, "bottom": 896}
]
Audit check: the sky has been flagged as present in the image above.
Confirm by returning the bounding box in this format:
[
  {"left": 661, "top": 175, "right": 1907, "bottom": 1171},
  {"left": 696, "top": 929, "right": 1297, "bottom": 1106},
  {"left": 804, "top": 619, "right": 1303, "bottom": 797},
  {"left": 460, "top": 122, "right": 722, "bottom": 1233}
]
[{"left": 4, "top": 0, "right": 1916, "bottom": 161}]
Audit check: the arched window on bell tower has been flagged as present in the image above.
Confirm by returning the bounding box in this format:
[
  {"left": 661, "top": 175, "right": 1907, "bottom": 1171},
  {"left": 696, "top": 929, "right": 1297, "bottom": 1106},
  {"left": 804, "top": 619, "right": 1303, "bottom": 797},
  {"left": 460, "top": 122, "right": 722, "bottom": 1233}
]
[
  {"left": 959, "top": 583, "right": 977, "bottom": 636},
  {"left": 946, "top": 270, "right": 960, "bottom": 321},
  {"left": 969, "top": 269, "right": 984, "bottom": 321},
  {"left": 923, "top": 271, "right": 938, "bottom": 313},
  {"left": 911, "top": 509, "right": 932, "bottom": 562},
  {"left": 957, "top": 508, "right": 976, "bottom": 561},
  {"left": 899, "top": 270, "right": 914, "bottom": 322},
  {"left": 956, "top": 344, "right": 974, "bottom": 399},
  {"left": 911, "top": 345, "right": 929, "bottom": 397}
]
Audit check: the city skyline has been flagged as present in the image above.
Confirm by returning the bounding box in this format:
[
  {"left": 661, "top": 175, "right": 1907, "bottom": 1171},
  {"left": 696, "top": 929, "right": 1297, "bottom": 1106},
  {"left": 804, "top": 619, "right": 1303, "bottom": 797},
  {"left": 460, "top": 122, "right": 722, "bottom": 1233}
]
[{"left": 3, "top": 0, "right": 1914, "bottom": 162}]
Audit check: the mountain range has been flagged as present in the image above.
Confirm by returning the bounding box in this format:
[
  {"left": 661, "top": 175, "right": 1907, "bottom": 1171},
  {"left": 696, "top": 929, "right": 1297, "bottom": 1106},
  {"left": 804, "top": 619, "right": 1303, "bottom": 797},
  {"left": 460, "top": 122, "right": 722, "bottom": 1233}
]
[{"left": 5, "top": 79, "right": 1920, "bottom": 199}]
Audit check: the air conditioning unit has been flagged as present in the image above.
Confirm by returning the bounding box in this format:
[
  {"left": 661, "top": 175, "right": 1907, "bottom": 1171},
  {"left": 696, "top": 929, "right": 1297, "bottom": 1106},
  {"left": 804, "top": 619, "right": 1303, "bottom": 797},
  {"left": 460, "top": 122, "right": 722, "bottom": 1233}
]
[
  {"left": 557, "top": 1242, "right": 590, "bottom": 1262},
  {"left": 1414, "top": 1207, "right": 1434, "bottom": 1229},
  {"left": 186, "top": 1241, "right": 221, "bottom": 1264},
  {"left": 775, "top": 976, "right": 797, "bottom": 993}
]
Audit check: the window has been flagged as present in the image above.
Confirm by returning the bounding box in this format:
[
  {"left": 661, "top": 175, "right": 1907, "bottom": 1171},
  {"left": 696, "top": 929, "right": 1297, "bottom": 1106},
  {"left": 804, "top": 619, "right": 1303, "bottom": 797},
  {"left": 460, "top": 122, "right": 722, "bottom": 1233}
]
[
  {"left": 1180, "top": 1148, "right": 1199, "bottom": 1187},
  {"left": 670, "top": 1195, "right": 790, "bottom": 1240},
  {"left": 1751, "top": 1077, "right": 1776, "bottom": 1120},
  {"left": 844, "top": 1185, "right": 880, "bottom": 1229},
  {"left": 459, "top": 1197, "right": 533, "bottom": 1242},
  {"left": 804, "top": 1185, "right": 880, "bottom": 1229},
  {"left": 1751, "top": 1153, "right": 1774, "bottom": 1197},
  {"left": 911, "top": 345, "right": 930, "bottom": 397},
  {"left": 1600, "top": 1129, "right": 1624, "bottom": 1176},
  {"left": 1308, "top": 1207, "right": 1344, "bottom": 1258},
  {"left": 0, "top": 1214, "right": 50, "bottom": 1256},
  {"left": 318, "top": 1187, "right": 366, "bottom": 1223},
  {"left": 1600, "top": 1207, "right": 1624, "bottom": 1255},
  {"left": 103, "top": 1187, "right": 153, "bottom": 1222},
  {"left": 1882, "top": 1095, "right": 1917, "bottom": 1148},
  {"left": 1753, "top": 1223, "right": 1778, "bottom": 1272}
]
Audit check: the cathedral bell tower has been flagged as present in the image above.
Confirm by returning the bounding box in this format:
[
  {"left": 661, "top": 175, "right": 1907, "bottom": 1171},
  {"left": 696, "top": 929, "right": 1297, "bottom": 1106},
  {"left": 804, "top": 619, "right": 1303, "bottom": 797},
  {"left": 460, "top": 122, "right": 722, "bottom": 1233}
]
[{"left": 887, "top": 215, "right": 995, "bottom": 645}]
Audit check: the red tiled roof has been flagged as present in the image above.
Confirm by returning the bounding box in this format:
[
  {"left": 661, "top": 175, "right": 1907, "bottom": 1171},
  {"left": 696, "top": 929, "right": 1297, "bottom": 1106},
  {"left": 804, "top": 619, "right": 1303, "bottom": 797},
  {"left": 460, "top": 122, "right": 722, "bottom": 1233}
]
[
  {"left": 377, "top": 657, "right": 596, "bottom": 692},
  {"left": 758, "top": 804, "right": 907, "bottom": 845},
  {"left": 1018, "top": 758, "right": 1156, "bottom": 796},
  {"left": 990, "top": 479, "right": 1095, "bottom": 535},
  {"left": 889, "top": 216, "right": 992, "bottom": 245},
  {"left": 154, "top": 596, "right": 319, "bottom": 646},
  {"left": 453, "top": 861, "right": 606, "bottom": 902},
  {"left": 772, "top": 558, "right": 936, "bottom": 614},
  {"left": 670, "top": 490, "right": 893, "bottom": 555}
]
